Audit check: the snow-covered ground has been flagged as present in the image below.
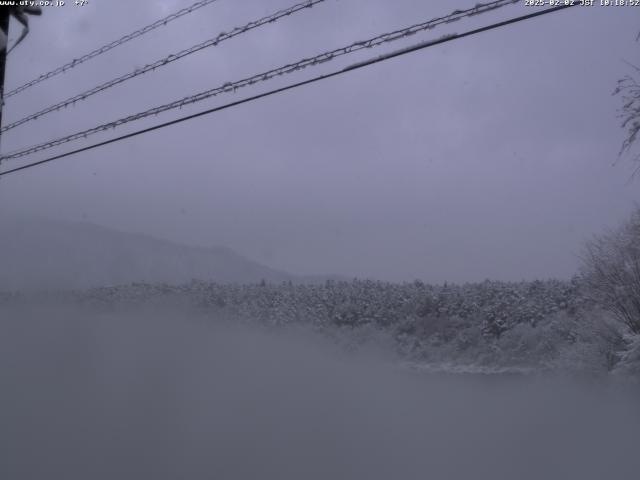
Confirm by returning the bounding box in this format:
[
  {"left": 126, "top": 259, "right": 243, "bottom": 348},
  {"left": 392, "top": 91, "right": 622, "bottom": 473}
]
[{"left": 400, "top": 361, "right": 536, "bottom": 376}]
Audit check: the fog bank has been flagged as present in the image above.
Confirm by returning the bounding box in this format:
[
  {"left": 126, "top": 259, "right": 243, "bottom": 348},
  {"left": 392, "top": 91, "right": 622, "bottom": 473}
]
[{"left": 1, "top": 304, "right": 639, "bottom": 479}]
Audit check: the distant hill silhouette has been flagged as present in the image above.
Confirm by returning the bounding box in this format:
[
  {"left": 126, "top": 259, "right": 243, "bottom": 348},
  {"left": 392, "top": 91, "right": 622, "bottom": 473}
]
[{"left": 0, "top": 217, "right": 335, "bottom": 291}]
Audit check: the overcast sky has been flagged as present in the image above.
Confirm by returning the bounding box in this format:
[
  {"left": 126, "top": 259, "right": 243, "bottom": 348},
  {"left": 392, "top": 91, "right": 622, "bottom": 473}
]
[{"left": 0, "top": 0, "right": 638, "bottom": 282}]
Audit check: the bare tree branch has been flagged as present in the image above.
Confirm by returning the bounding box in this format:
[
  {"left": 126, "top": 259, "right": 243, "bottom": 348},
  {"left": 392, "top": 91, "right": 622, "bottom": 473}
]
[{"left": 581, "top": 208, "right": 640, "bottom": 334}]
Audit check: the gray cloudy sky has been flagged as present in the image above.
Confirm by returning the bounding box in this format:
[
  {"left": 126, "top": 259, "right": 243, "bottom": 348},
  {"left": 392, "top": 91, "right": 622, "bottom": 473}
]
[{"left": 0, "top": 0, "right": 639, "bottom": 282}]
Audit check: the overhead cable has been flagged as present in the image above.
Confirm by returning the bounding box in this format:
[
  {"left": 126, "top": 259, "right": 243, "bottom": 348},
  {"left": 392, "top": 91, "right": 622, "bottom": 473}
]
[
  {"left": 0, "top": 4, "right": 577, "bottom": 177},
  {"left": 1, "top": 0, "right": 327, "bottom": 133},
  {"left": 4, "top": 0, "right": 222, "bottom": 99},
  {"left": 0, "top": 0, "right": 520, "bottom": 158}
]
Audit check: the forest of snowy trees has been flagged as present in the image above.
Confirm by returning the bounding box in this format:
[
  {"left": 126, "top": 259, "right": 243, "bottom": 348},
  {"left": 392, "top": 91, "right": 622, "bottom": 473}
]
[
  {"left": 0, "top": 275, "right": 635, "bottom": 377},
  {"left": 3, "top": 210, "right": 640, "bottom": 378}
]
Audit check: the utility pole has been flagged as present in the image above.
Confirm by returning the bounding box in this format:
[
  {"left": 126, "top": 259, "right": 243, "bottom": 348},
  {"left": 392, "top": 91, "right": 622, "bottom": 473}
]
[{"left": 0, "top": 8, "right": 9, "bottom": 154}]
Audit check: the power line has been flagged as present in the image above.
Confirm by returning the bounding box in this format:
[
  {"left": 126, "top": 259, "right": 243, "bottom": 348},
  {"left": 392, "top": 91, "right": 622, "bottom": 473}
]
[
  {"left": 0, "top": 0, "right": 520, "bottom": 159},
  {"left": 0, "top": 9, "right": 10, "bottom": 154},
  {"left": 3, "top": 0, "right": 221, "bottom": 100},
  {"left": 1, "top": 0, "right": 327, "bottom": 134},
  {"left": 0, "top": 4, "right": 577, "bottom": 179}
]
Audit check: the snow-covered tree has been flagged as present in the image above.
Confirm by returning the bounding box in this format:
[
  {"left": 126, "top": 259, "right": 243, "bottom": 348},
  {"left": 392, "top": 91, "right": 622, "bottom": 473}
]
[
  {"left": 581, "top": 208, "right": 640, "bottom": 334},
  {"left": 614, "top": 56, "right": 640, "bottom": 170}
]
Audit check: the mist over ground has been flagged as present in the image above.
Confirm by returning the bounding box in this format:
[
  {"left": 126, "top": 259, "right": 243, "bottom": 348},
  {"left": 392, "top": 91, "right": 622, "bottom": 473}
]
[{"left": 2, "top": 302, "right": 639, "bottom": 480}]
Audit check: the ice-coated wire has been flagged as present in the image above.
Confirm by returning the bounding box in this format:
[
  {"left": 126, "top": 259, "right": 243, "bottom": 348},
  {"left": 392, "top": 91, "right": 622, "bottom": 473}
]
[
  {"left": 1, "top": 0, "right": 327, "bottom": 134},
  {"left": 0, "top": 0, "right": 521, "bottom": 162},
  {"left": 0, "top": 3, "right": 578, "bottom": 177},
  {"left": 4, "top": 0, "right": 222, "bottom": 99}
]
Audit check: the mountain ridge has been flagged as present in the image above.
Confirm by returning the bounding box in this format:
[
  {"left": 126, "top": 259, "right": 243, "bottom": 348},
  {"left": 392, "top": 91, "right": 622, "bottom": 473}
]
[{"left": 0, "top": 216, "right": 338, "bottom": 291}]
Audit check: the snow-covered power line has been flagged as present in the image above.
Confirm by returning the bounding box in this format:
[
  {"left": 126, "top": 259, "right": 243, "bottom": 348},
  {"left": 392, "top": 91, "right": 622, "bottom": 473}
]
[
  {"left": 1, "top": 0, "right": 327, "bottom": 134},
  {"left": 4, "top": 0, "right": 222, "bottom": 99},
  {"left": 0, "top": 0, "right": 521, "bottom": 161},
  {"left": 0, "top": 3, "right": 577, "bottom": 177}
]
